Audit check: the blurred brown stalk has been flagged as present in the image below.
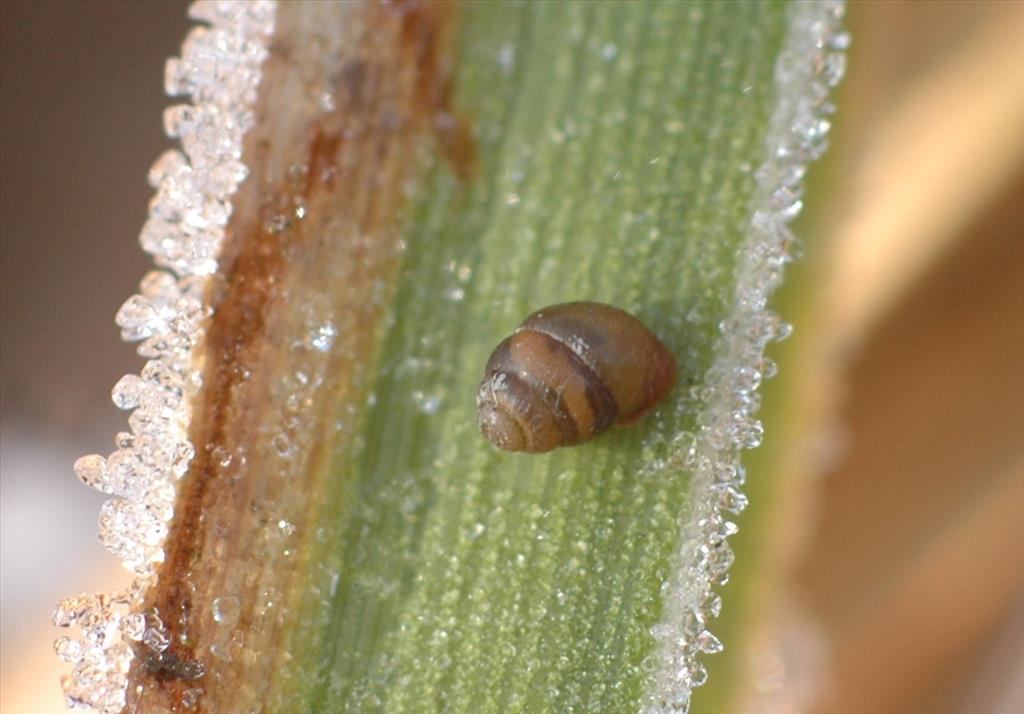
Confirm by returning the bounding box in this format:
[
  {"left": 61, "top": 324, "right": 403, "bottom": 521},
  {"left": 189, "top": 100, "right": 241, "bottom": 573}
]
[{"left": 796, "top": 2, "right": 1024, "bottom": 712}]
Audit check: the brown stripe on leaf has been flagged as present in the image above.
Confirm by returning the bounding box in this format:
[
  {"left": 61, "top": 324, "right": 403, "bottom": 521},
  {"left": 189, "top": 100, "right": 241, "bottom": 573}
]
[{"left": 125, "top": 2, "right": 472, "bottom": 711}]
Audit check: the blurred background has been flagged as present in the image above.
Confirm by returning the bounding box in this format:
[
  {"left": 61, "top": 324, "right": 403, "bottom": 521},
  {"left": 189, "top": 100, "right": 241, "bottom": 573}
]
[
  {"left": 1, "top": 1, "right": 1021, "bottom": 712},
  {"left": 2, "top": 2, "right": 190, "bottom": 711}
]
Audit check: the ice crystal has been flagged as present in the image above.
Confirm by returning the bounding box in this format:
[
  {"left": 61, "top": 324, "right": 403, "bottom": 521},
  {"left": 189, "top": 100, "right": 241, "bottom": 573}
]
[
  {"left": 643, "top": 2, "right": 848, "bottom": 711},
  {"left": 54, "top": 2, "right": 276, "bottom": 711}
]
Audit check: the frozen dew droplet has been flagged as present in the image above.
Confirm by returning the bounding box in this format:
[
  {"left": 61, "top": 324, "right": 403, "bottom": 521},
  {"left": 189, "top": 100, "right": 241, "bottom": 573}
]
[
  {"left": 712, "top": 484, "right": 748, "bottom": 514},
  {"left": 707, "top": 593, "right": 723, "bottom": 619},
  {"left": 53, "top": 594, "right": 96, "bottom": 628},
  {"left": 54, "top": 636, "right": 84, "bottom": 663},
  {"left": 310, "top": 322, "right": 337, "bottom": 352},
  {"left": 271, "top": 433, "right": 294, "bottom": 457},
  {"left": 148, "top": 150, "right": 188, "bottom": 189},
  {"left": 671, "top": 691, "right": 690, "bottom": 713},
  {"left": 696, "top": 630, "right": 724, "bottom": 654},
  {"left": 116, "top": 295, "right": 161, "bottom": 342},
  {"left": 735, "top": 418, "right": 764, "bottom": 449},
  {"left": 121, "top": 613, "right": 146, "bottom": 641},
  {"left": 498, "top": 42, "right": 515, "bottom": 68},
  {"left": 181, "top": 687, "right": 204, "bottom": 709},
  {"left": 171, "top": 440, "right": 196, "bottom": 477},
  {"left": 74, "top": 454, "right": 109, "bottom": 492},
  {"left": 142, "top": 624, "right": 170, "bottom": 653},
  {"left": 689, "top": 661, "right": 708, "bottom": 687},
  {"left": 114, "top": 431, "right": 135, "bottom": 450},
  {"left": 164, "top": 56, "right": 189, "bottom": 97},
  {"left": 112, "top": 374, "right": 145, "bottom": 410},
  {"left": 212, "top": 595, "right": 240, "bottom": 627},
  {"left": 412, "top": 390, "right": 443, "bottom": 414}
]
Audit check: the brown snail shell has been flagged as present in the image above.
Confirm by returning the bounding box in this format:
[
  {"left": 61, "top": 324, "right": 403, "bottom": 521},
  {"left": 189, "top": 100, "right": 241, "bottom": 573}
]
[{"left": 477, "top": 302, "right": 676, "bottom": 453}]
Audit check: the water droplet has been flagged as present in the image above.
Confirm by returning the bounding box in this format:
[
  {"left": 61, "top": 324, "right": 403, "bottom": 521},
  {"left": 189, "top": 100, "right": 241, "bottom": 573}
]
[
  {"left": 696, "top": 630, "right": 723, "bottom": 654},
  {"left": 212, "top": 596, "right": 240, "bottom": 628},
  {"left": 497, "top": 43, "right": 515, "bottom": 68},
  {"left": 412, "top": 390, "right": 442, "bottom": 414},
  {"left": 73, "top": 455, "right": 108, "bottom": 492},
  {"left": 143, "top": 626, "right": 170, "bottom": 653},
  {"left": 272, "top": 434, "right": 294, "bottom": 458},
  {"left": 111, "top": 375, "right": 145, "bottom": 410},
  {"left": 310, "top": 322, "right": 337, "bottom": 352},
  {"left": 121, "top": 613, "right": 146, "bottom": 641},
  {"left": 181, "top": 687, "right": 203, "bottom": 708},
  {"left": 54, "top": 636, "right": 83, "bottom": 663}
]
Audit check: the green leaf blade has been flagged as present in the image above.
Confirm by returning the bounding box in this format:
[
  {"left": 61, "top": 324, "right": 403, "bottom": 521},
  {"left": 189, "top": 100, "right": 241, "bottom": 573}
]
[{"left": 270, "top": 2, "right": 836, "bottom": 711}]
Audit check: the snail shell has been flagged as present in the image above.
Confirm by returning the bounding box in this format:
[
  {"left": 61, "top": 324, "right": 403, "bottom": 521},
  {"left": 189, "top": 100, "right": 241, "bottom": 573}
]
[{"left": 477, "top": 302, "right": 676, "bottom": 453}]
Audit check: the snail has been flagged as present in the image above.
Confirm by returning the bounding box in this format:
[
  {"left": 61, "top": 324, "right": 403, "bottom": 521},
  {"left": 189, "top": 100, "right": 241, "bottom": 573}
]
[{"left": 477, "top": 302, "right": 676, "bottom": 453}]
